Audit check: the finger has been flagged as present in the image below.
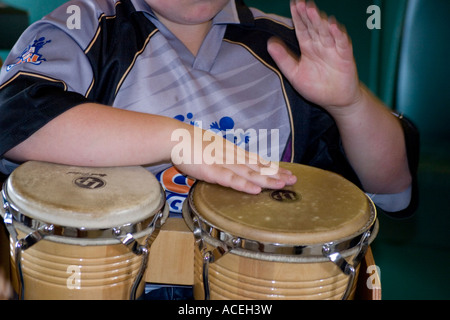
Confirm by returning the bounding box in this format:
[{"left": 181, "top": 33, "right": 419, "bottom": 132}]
[
  {"left": 304, "top": 1, "right": 329, "bottom": 43},
  {"left": 329, "top": 19, "right": 356, "bottom": 65},
  {"left": 274, "top": 168, "right": 298, "bottom": 185},
  {"left": 294, "top": 0, "right": 318, "bottom": 42},
  {"left": 328, "top": 16, "right": 353, "bottom": 55},
  {"left": 228, "top": 162, "right": 298, "bottom": 190},
  {"left": 246, "top": 161, "right": 297, "bottom": 185},
  {"left": 230, "top": 166, "right": 288, "bottom": 192},
  {"left": 316, "top": 10, "right": 336, "bottom": 48},
  {"left": 209, "top": 165, "right": 277, "bottom": 194},
  {"left": 211, "top": 166, "right": 264, "bottom": 194},
  {"left": 290, "top": 0, "right": 310, "bottom": 44},
  {"left": 303, "top": 1, "right": 338, "bottom": 48},
  {"left": 301, "top": 2, "right": 352, "bottom": 59},
  {"left": 278, "top": 167, "right": 298, "bottom": 184}
]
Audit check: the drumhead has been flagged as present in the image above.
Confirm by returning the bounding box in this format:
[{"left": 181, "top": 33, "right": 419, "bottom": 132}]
[
  {"left": 3, "top": 161, "right": 163, "bottom": 230},
  {"left": 190, "top": 163, "right": 376, "bottom": 245}
]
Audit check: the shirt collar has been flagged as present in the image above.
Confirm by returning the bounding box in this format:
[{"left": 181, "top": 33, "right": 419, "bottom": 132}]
[
  {"left": 129, "top": 0, "right": 252, "bottom": 25},
  {"left": 214, "top": 1, "right": 240, "bottom": 25},
  {"left": 129, "top": 0, "right": 152, "bottom": 14}
]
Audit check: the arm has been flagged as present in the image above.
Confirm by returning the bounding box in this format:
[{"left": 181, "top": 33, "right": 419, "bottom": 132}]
[
  {"left": 268, "top": 0, "right": 411, "bottom": 194},
  {"left": 5, "top": 103, "right": 296, "bottom": 194}
]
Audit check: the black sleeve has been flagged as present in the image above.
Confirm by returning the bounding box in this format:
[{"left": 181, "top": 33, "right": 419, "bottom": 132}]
[
  {"left": 299, "top": 105, "right": 363, "bottom": 189},
  {"left": 0, "top": 73, "right": 90, "bottom": 156}
]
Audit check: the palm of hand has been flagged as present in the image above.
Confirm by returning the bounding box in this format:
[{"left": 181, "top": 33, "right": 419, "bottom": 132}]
[{"left": 268, "top": 0, "right": 362, "bottom": 109}]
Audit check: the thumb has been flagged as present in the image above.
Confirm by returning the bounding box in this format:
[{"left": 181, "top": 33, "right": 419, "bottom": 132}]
[{"left": 267, "top": 37, "right": 299, "bottom": 84}]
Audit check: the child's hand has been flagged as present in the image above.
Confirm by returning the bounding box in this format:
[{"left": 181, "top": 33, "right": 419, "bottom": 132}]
[
  {"left": 268, "top": 0, "right": 362, "bottom": 111},
  {"left": 173, "top": 130, "right": 297, "bottom": 194}
]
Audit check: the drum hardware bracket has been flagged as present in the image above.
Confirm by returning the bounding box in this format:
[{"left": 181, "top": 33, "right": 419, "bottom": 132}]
[
  {"left": 3, "top": 201, "right": 18, "bottom": 245},
  {"left": 15, "top": 224, "right": 54, "bottom": 251},
  {"left": 192, "top": 216, "right": 234, "bottom": 262},
  {"left": 115, "top": 211, "right": 163, "bottom": 255},
  {"left": 120, "top": 231, "right": 149, "bottom": 300},
  {"left": 119, "top": 233, "right": 148, "bottom": 255},
  {"left": 115, "top": 211, "right": 164, "bottom": 300},
  {"left": 2, "top": 198, "right": 55, "bottom": 300},
  {"left": 192, "top": 215, "right": 236, "bottom": 301},
  {"left": 322, "top": 230, "right": 372, "bottom": 300}
]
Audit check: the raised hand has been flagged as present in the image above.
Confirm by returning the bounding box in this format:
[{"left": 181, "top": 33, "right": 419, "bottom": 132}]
[{"left": 268, "top": 0, "right": 362, "bottom": 111}]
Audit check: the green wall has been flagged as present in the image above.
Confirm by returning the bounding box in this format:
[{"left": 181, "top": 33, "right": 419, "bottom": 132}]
[{"left": 0, "top": 0, "right": 67, "bottom": 23}]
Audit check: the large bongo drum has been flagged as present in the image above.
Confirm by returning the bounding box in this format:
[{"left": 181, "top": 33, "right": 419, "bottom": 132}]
[
  {"left": 183, "top": 162, "right": 378, "bottom": 300},
  {"left": 1, "top": 161, "right": 168, "bottom": 300}
]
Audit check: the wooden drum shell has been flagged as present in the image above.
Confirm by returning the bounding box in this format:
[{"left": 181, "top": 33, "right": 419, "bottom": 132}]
[
  {"left": 193, "top": 247, "right": 359, "bottom": 300},
  {"left": 8, "top": 230, "right": 157, "bottom": 300}
]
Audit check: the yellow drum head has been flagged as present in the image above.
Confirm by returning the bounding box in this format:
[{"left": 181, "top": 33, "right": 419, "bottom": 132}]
[
  {"left": 191, "top": 163, "right": 375, "bottom": 245},
  {"left": 3, "top": 161, "right": 162, "bottom": 230}
]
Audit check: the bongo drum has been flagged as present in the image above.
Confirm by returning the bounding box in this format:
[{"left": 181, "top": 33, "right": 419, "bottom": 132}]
[
  {"left": 183, "top": 162, "right": 378, "bottom": 300},
  {"left": 1, "top": 161, "right": 168, "bottom": 300}
]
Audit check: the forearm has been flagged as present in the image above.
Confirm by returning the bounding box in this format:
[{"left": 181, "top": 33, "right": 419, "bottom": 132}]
[
  {"left": 4, "top": 103, "right": 185, "bottom": 167},
  {"left": 328, "top": 85, "right": 412, "bottom": 194},
  {"left": 4, "top": 102, "right": 297, "bottom": 194}
]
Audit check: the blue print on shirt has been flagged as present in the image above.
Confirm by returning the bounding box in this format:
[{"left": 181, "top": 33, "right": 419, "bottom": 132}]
[
  {"left": 7, "top": 37, "right": 51, "bottom": 71},
  {"left": 174, "top": 113, "right": 251, "bottom": 147}
]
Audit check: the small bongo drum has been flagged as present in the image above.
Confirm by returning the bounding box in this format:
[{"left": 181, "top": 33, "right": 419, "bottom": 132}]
[
  {"left": 183, "top": 162, "right": 378, "bottom": 300},
  {"left": 1, "top": 161, "right": 168, "bottom": 300}
]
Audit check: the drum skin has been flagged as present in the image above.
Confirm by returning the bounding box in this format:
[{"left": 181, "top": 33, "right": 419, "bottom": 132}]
[
  {"left": 1, "top": 161, "right": 165, "bottom": 300},
  {"left": 186, "top": 162, "right": 377, "bottom": 300}
]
